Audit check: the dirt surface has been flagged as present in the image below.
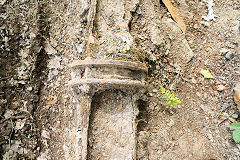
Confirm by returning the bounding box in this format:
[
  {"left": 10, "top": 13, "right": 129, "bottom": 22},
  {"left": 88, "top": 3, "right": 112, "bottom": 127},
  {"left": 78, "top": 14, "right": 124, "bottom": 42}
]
[{"left": 0, "top": 0, "right": 239, "bottom": 159}]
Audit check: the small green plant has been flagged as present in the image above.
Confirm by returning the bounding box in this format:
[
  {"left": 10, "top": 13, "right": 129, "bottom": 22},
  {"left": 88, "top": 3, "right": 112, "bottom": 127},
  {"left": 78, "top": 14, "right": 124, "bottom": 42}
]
[
  {"left": 158, "top": 84, "right": 182, "bottom": 107},
  {"left": 230, "top": 122, "right": 240, "bottom": 143}
]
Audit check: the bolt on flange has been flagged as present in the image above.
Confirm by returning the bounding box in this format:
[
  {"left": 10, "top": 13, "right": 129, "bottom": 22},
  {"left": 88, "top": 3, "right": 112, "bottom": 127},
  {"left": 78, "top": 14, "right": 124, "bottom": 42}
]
[{"left": 69, "top": 57, "right": 147, "bottom": 160}]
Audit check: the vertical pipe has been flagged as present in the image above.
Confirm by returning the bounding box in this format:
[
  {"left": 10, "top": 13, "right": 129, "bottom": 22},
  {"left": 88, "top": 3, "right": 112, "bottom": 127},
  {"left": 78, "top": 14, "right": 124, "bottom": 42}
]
[{"left": 70, "top": 59, "right": 147, "bottom": 159}]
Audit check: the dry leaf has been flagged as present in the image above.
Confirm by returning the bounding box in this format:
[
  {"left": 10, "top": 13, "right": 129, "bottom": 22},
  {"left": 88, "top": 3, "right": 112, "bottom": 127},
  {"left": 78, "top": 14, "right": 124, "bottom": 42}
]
[
  {"left": 192, "top": 78, "right": 197, "bottom": 84},
  {"left": 234, "top": 83, "right": 240, "bottom": 108},
  {"left": 46, "top": 100, "right": 57, "bottom": 105},
  {"left": 162, "top": 0, "right": 186, "bottom": 33}
]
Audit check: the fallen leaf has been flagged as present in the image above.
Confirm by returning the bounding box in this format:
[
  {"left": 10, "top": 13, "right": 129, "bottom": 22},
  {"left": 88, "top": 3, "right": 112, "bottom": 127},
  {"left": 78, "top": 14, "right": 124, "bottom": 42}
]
[
  {"left": 46, "top": 100, "right": 57, "bottom": 105},
  {"left": 234, "top": 83, "right": 240, "bottom": 108},
  {"left": 200, "top": 69, "right": 213, "bottom": 78},
  {"left": 232, "top": 114, "right": 239, "bottom": 119},
  {"left": 118, "top": 104, "right": 123, "bottom": 110},
  {"left": 233, "top": 129, "right": 240, "bottom": 143},
  {"left": 192, "top": 78, "right": 197, "bottom": 84},
  {"left": 230, "top": 122, "right": 240, "bottom": 130},
  {"left": 162, "top": 0, "right": 186, "bottom": 33}
]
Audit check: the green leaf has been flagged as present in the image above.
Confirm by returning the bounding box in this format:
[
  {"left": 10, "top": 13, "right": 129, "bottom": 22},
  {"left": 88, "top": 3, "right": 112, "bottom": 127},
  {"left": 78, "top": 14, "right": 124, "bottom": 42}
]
[
  {"left": 158, "top": 84, "right": 164, "bottom": 91},
  {"left": 190, "top": 44, "right": 195, "bottom": 48},
  {"left": 232, "top": 114, "right": 239, "bottom": 119},
  {"left": 165, "top": 101, "right": 172, "bottom": 106},
  {"left": 233, "top": 130, "right": 240, "bottom": 143},
  {"left": 200, "top": 69, "right": 213, "bottom": 78},
  {"left": 174, "top": 99, "right": 182, "bottom": 104},
  {"left": 230, "top": 122, "right": 240, "bottom": 130},
  {"left": 158, "top": 84, "right": 182, "bottom": 107}
]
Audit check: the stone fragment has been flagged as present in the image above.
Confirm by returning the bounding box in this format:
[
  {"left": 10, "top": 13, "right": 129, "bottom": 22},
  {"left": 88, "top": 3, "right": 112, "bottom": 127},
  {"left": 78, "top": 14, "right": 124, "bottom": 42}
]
[
  {"left": 150, "top": 18, "right": 193, "bottom": 68},
  {"left": 202, "top": 0, "right": 217, "bottom": 21},
  {"left": 15, "top": 119, "right": 26, "bottom": 130},
  {"left": 220, "top": 48, "right": 232, "bottom": 59},
  {"left": 30, "top": 32, "right": 36, "bottom": 39},
  {"left": 48, "top": 57, "right": 61, "bottom": 69},
  {"left": 167, "top": 119, "right": 174, "bottom": 127},
  {"left": 10, "top": 140, "right": 22, "bottom": 152},
  {"left": 4, "top": 110, "right": 14, "bottom": 119},
  {"left": 37, "top": 152, "right": 48, "bottom": 160},
  {"left": 225, "top": 51, "right": 232, "bottom": 60},
  {"left": 27, "top": 86, "right": 33, "bottom": 91},
  {"left": 156, "top": 65, "right": 160, "bottom": 70},
  {"left": 217, "top": 84, "right": 226, "bottom": 91},
  {"left": 76, "top": 45, "right": 83, "bottom": 54},
  {"left": 41, "top": 130, "right": 50, "bottom": 139},
  {"left": 18, "top": 148, "right": 30, "bottom": 155},
  {"left": 147, "top": 53, "right": 157, "bottom": 61},
  {"left": 200, "top": 21, "right": 210, "bottom": 27},
  {"left": 2, "top": 150, "right": 17, "bottom": 160},
  {"left": 149, "top": 25, "right": 165, "bottom": 46},
  {"left": 50, "top": 38, "right": 58, "bottom": 47},
  {"left": 220, "top": 48, "right": 230, "bottom": 55},
  {"left": 200, "top": 104, "right": 212, "bottom": 114},
  {"left": 45, "top": 42, "right": 57, "bottom": 55}
]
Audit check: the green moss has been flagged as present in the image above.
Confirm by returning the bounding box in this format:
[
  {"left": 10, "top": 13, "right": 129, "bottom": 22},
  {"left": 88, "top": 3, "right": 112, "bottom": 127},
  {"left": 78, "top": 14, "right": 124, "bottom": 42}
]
[
  {"left": 86, "top": 43, "right": 145, "bottom": 63},
  {"left": 135, "top": 38, "right": 141, "bottom": 46},
  {"left": 109, "top": 47, "right": 145, "bottom": 62},
  {"left": 86, "top": 42, "right": 100, "bottom": 58}
]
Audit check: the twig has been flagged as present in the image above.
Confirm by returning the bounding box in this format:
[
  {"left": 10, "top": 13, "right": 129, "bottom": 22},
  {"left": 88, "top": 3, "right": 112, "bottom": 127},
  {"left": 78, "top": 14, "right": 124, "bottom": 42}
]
[{"left": 8, "top": 119, "right": 14, "bottom": 151}]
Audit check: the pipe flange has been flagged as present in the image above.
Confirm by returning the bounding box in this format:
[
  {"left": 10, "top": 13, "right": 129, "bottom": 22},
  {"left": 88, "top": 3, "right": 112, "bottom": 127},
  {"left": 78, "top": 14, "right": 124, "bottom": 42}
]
[{"left": 69, "top": 57, "right": 148, "bottom": 93}]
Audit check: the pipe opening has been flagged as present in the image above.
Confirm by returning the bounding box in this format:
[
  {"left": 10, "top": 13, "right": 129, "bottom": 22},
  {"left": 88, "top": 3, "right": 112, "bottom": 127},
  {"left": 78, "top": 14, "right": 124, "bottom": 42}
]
[{"left": 88, "top": 89, "right": 137, "bottom": 159}]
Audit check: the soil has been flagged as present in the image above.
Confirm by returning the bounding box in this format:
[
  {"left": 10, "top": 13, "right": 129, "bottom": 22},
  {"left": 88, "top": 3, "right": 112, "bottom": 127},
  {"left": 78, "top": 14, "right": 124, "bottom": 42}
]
[{"left": 0, "top": 0, "right": 239, "bottom": 159}]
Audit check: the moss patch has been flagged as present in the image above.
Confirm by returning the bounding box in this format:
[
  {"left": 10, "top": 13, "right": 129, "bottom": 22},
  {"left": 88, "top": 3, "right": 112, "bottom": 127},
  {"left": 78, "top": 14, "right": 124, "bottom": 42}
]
[{"left": 106, "top": 47, "right": 145, "bottom": 63}]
